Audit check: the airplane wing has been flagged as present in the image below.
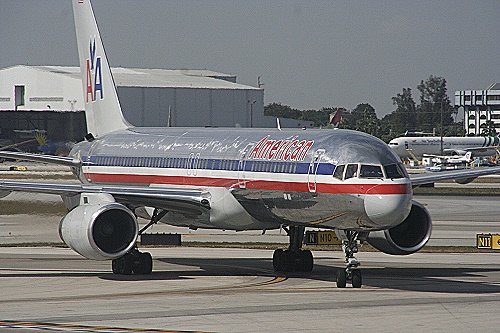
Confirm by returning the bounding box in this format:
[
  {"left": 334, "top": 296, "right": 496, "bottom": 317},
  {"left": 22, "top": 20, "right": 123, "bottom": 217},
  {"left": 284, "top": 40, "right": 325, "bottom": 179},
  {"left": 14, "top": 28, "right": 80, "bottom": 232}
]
[
  {"left": 410, "top": 166, "right": 500, "bottom": 186},
  {"left": 0, "top": 150, "right": 210, "bottom": 215},
  {"left": 0, "top": 151, "right": 81, "bottom": 167},
  {"left": 0, "top": 180, "right": 211, "bottom": 216}
]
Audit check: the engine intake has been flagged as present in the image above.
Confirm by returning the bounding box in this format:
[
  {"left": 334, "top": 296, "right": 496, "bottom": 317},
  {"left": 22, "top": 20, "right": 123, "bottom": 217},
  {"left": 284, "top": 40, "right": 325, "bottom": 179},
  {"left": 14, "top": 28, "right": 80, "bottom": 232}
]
[
  {"left": 59, "top": 202, "right": 138, "bottom": 260},
  {"left": 367, "top": 201, "right": 432, "bottom": 255}
]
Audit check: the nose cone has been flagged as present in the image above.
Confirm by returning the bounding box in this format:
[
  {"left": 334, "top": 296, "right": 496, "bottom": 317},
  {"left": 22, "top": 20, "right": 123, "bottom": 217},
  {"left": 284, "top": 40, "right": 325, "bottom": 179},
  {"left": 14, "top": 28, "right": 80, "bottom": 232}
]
[{"left": 364, "top": 192, "right": 412, "bottom": 228}]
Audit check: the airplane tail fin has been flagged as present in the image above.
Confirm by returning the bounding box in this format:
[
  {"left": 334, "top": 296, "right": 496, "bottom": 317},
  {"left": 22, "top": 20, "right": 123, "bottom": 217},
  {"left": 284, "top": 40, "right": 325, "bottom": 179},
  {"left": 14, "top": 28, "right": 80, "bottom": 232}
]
[
  {"left": 72, "top": 0, "right": 130, "bottom": 138},
  {"left": 329, "top": 108, "right": 344, "bottom": 128}
]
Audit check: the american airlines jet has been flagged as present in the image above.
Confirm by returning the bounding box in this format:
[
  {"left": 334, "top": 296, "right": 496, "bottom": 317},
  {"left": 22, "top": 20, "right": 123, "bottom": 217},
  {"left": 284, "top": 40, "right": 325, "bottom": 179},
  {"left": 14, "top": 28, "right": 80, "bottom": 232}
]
[{"left": 1, "top": 0, "right": 499, "bottom": 288}]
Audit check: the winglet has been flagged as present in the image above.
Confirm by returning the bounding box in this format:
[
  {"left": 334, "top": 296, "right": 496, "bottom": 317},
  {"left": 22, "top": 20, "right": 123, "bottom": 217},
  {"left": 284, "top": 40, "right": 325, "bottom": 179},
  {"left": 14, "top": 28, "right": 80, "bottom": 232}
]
[{"left": 72, "top": 0, "right": 130, "bottom": 138}]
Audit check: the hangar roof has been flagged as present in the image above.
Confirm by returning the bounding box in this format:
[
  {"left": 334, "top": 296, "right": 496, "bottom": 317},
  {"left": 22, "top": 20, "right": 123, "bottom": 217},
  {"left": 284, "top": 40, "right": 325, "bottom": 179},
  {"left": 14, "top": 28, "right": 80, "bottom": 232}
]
[{"left": 11, "top": 65, "right": 261, "bottom": 90}]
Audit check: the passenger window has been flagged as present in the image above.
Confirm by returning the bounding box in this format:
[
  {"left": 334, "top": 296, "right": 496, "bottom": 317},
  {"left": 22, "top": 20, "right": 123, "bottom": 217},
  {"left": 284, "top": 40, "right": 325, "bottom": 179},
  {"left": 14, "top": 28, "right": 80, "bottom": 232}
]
[
  {"left": 359, "top": 164, "right": 383, "bottom": 178},
  {"left": 345, "top": 164, "right": 358, "bottom": 179},
  {"left": 333, "top": 164, "right": 345, "bottom": 180}
]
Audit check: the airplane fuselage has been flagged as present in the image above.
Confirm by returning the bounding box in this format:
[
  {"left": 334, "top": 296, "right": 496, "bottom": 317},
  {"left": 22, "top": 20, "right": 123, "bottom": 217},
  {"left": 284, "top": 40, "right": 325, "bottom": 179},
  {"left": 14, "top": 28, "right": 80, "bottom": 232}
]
[
  {"left": 389, "top": 136, "right": 500, "bottom": 159},
  {"left": 70, "top": 127, "right": 413, "bottom": 232}
]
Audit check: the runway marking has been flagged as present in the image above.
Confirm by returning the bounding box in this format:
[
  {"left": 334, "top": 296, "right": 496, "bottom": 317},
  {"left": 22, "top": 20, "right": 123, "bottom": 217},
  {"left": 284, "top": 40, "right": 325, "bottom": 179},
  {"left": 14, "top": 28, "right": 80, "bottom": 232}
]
[
  {"left": 0, "top": 320, "right": 211, "bottom": 333},
  {"left": 0, "top": 275, "right": 288, "bottom": 304}
]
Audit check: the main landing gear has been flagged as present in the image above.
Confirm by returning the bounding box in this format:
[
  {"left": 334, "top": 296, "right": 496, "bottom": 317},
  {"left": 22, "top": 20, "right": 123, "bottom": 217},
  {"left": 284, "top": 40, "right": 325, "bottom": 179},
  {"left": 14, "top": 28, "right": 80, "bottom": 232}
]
[
  {"left": 336, "top": 230, "right": 362, "bottom": 288},
  {"left": 112, "top": 208, "right": 168, "bottom": 275},
  {"left": 272, "top": 226, "right": 313, "bottom": 272}
]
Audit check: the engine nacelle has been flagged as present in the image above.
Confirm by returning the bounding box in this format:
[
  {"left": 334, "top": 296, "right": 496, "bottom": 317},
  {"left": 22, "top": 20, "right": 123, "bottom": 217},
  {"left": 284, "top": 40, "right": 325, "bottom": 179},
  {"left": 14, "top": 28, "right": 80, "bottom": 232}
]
[
  {"left": 454, "top": 177, "right": 477, "bottom": 184},
  {"left": 59, "top": 202, "right": 138, "bottom": 260},
  {"left": 367, "top": 201, "right": 432, "bottom": 255}
]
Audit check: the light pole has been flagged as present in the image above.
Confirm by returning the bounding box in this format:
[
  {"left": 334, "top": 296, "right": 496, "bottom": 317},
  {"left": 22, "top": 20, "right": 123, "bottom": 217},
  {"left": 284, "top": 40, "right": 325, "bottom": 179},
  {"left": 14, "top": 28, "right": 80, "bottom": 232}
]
[{"left": 440, "top": 98, "right": 444, "bottom": 156}]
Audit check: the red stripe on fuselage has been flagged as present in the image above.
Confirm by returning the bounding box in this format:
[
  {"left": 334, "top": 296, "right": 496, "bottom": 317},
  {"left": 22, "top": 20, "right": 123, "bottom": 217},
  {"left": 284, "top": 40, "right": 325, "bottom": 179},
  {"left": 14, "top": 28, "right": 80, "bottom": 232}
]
[{"left": 84, "top": 172, "right": 412, "bottom": 195}]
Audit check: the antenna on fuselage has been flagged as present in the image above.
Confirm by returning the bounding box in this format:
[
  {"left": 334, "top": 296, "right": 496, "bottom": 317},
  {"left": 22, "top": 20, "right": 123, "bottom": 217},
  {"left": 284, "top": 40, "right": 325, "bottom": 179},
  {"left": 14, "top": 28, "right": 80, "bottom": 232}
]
[{"left": 167, "top": 106, "right": 172, "bottom": 127}]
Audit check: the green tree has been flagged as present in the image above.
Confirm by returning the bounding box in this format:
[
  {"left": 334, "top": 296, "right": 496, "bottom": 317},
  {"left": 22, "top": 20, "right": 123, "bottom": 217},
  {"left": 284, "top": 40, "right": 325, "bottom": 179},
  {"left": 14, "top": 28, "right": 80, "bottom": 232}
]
[
  {"left": 350, "top": 103, "right": 380, "bottom": 136},
  {"left": 264, "top": 102, "right": 301, "bottom": 119},
  {"left": 480, "top": 120, "right": 498, "bottom": 136},
  {"left": 388, "top": 88, "right": 417, "bottom": 136},
  {"left": 416, "top": 75, "right": 453, "bottom": 134}
]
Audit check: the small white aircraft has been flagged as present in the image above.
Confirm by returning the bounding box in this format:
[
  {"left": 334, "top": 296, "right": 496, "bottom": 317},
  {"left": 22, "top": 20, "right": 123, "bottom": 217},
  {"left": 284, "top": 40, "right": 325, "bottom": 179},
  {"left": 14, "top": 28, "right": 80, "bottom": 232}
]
[
  {"left": 1, "top": 0, "right": 500, "bottom": 288},
  {"left": 424, "top": 152, "right": 473, "bottom": 172}
]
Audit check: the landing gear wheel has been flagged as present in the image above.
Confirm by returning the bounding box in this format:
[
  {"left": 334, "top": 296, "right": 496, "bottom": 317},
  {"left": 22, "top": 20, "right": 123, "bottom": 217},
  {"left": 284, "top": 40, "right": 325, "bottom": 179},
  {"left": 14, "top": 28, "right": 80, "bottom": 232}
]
[
  {"left": 336, "top": 269, "right": 347, "bottom": 288},
  {"left": 134, "top": 252, "right": 153, "bottom": 275},
  {"left": 299, "top": 250, "right": 314, "bottom": 272},
  {"left": 351, "top": 269, "right": 362, "bottom": 288},
  {"left": 112, "top": 253, "right": 134, "bottom": 275},
  {"left": 273, "top": 226, "right": 315, "bottom": 273},
  {"left": 273, "top": 249, "right": 287, "bottom": 271}
]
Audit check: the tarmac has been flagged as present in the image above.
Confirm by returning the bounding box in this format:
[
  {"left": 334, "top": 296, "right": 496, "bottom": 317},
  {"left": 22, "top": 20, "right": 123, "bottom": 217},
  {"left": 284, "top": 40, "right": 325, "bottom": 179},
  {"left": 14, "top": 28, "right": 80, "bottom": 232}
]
[
  {"left": 1, "top": 163, "right": 500, "bottom": 332},
  {"left": 1, "top": 247, "right": 500, "bottom": 333}
]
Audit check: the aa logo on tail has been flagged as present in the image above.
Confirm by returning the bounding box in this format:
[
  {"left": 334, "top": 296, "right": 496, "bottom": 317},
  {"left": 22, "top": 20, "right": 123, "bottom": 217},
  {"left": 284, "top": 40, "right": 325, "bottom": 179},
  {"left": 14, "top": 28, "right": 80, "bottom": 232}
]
[{"left": 85, "top": 37, "right": 103, "bottom": 103}]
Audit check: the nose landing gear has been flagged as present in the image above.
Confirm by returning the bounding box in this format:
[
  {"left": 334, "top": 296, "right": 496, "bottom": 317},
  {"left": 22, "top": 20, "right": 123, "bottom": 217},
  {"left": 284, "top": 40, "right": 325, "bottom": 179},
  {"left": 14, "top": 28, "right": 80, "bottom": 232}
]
[{"left": 336, "top": 230, "right": 364, "bottom": 288}]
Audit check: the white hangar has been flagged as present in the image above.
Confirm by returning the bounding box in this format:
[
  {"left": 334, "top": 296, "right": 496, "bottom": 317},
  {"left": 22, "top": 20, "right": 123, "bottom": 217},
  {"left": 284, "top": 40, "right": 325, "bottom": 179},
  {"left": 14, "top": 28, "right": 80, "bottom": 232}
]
[{"left": 0, "top": 65, "right": 267, "bottom": 147}]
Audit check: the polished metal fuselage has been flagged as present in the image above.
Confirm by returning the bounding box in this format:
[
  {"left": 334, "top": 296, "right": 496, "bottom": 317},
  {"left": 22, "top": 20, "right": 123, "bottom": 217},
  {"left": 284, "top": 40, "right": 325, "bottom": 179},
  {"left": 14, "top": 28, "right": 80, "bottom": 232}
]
[{"left": 70, "top": 127, "right": 412, "bottom": 231}]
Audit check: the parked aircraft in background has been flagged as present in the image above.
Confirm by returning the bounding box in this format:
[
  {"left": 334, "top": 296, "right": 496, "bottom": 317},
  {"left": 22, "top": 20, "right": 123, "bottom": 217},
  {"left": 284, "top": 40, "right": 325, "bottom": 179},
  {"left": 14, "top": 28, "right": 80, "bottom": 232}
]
[
  {"left": 1, "top": 0, "right": 500, "bottom": 288},
  {"left": 388, "top": 136, "right": 500, "bottom": 160},
  {"left": 424, "top": 152, "right": 473, "bottom": 172}
]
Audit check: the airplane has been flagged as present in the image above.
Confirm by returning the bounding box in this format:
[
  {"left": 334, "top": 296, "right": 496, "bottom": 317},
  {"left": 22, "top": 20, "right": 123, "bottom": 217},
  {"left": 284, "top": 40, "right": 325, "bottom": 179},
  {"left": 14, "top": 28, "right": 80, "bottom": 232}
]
[
  {"left": 424, "top": 152, "right": 473, "bottom": 172},
  {"left": 1, "top": 0, "right": 500, "bottom": 288},
  {"left": 388, "top": 136, "right": 500, "bottom": 160}
]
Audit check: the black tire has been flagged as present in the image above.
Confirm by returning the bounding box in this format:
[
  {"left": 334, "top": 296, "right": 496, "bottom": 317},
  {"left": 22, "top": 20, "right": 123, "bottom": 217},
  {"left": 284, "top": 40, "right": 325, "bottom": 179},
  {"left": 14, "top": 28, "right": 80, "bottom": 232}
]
[
  {"left": 273, "top": 249, "right": 285, "bottom": 271},
  {"left": 299, "top": 250, "right": 314, "bottom": 272},
  {"left": 112, "top": 258, "right": 120, "bottom": 274},
  {"left": 115, "top": 253, "right": 134, "bottom": 275},
  {"left": 336, "top": 269, "right": 346, "bottom": 288},
  {"left": 352, "top": 269, "right": 362, "bottom": 288},
  {"left": 134, "top": 252, "right": 153, "bottom": 275}
]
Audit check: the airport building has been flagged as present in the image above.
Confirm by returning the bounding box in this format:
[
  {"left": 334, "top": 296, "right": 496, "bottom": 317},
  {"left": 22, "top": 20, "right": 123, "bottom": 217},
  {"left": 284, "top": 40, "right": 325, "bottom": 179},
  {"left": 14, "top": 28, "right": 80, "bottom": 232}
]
[
  {"left": 0, "top": 65, "right": 268, "bottom": 150},
  {"left": 455, "top": 83, "right": 500, "bottom": 135}
]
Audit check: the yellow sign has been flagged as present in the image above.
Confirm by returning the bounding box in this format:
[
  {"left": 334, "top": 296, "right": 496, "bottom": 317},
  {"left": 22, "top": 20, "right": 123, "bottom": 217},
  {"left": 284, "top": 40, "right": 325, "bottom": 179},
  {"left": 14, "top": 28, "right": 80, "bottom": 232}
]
[
  {"left": 477, "top": 234, "right": 492, "bottom": 249},
  {"left": 305, "top": 231, "right": 341, "bottom": 245},
  {"left": 476, "top": 234, "right": 500, "bottom": 250},
  {"left": 492, "top": 235, "right": 500, "bottom": 250}
]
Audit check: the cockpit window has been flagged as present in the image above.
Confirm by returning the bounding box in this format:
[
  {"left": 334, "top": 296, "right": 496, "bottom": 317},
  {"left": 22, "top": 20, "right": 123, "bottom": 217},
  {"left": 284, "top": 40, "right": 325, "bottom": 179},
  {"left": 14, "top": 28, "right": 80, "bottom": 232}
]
[
  {"left": 384, "top": 163, "right": 408, "bottom": 179},
  {"left": 333, "top": 164, "right": 345, "bottom": 180},
  {"left": 359, "top": 164, "right": 383, "bottom": 178},
  {"left": 344, "top": 164, "right": 358, "bottom": 179},
  {"left": 388, "top": 142, "right": 398, "bottom": 146}
]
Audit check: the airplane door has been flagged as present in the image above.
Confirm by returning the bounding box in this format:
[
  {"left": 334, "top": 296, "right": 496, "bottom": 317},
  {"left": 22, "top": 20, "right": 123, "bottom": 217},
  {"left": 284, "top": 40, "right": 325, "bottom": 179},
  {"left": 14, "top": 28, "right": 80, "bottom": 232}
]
[
  {"left": 238, "top": 143, "right": 254, "bottom": 189},
  {"left": 308, "top": 149, "right": 325, "bottom": 193}
]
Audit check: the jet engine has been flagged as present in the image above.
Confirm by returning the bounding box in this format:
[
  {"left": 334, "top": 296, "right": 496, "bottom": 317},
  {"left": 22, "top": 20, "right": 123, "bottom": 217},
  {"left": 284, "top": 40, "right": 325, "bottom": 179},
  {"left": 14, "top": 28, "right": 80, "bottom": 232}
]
[
  {"left": 366, "top": 201, "right": 432, "bottom": 255},
  {"left": 454, "top": 177, "right": 476, "bottom": 184},
  {"left": 59, "top": 202, "right": 138, "bottom": 260}
]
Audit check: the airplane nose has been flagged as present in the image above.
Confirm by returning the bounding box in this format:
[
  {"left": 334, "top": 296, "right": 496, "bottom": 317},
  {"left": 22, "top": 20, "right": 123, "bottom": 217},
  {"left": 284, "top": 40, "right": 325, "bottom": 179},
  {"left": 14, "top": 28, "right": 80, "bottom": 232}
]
[{"left": 364, "top": 189, "right": 412, "bottom": 228}]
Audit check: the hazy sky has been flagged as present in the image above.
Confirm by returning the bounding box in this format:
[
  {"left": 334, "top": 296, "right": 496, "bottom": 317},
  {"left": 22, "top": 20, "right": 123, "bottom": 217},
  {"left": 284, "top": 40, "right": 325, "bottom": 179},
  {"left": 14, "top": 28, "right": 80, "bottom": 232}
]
[{"left": 1, "top": 1, "right": 499, "bottom": 117}]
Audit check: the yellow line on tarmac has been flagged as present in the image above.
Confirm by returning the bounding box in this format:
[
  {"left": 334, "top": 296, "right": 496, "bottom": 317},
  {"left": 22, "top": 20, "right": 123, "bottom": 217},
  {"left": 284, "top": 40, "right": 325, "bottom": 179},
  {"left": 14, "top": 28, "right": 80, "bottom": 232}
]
[{"left": 0, "top": 320, "right": 212, "bottom": 333}]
